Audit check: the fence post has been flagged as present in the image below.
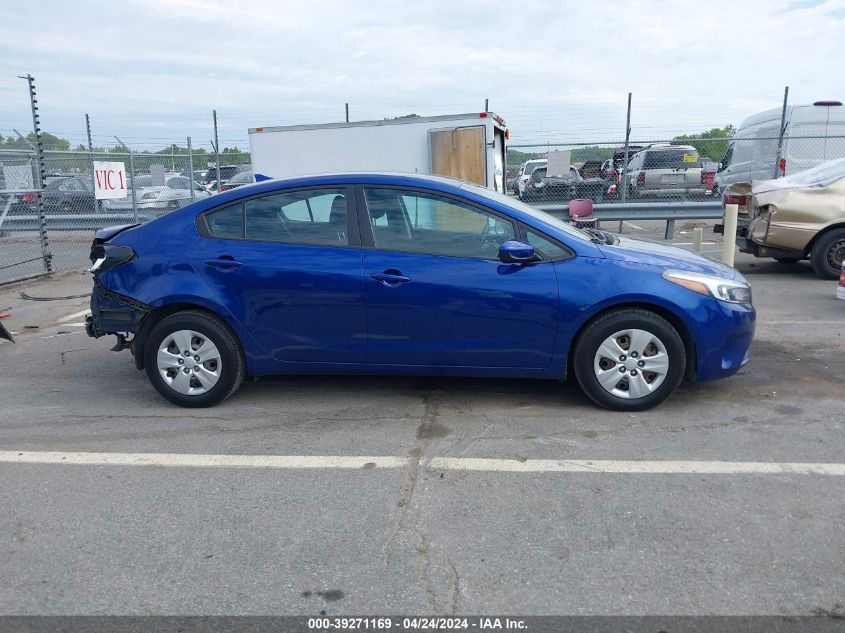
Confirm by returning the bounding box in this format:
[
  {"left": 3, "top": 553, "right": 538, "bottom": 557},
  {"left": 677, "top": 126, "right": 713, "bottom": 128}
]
[
  {"left": 115, "top": 136, "right": 138, "bottom": 223},
  {"left": 20, "top": 74, "right": 51, "bottom": 273},
  {"left": 722, "top": 203, "right": 738, "bottom": 266},
  {"left": 187, "top": 137, "right": 195, "bottom": 203},
  {"left": 773, "top": 86, "right": 789, "bottom": 179},
  {"left": 85, "top": 114, "right": 101, "bottom": 219}
]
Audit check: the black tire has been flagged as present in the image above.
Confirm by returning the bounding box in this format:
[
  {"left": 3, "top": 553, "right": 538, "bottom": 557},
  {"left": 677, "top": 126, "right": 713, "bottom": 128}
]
[
  {"left": 572, "top": 308, "right": 686, "bottom": 411},
  {"left": 143, "top": 310, "right": 245, "bottom": 407},
  {"left": 773, "top": 257, "right": 802, "bottom": 264},
  {"left": 810, "top": 229, "right": 845, "bottom": 279}
]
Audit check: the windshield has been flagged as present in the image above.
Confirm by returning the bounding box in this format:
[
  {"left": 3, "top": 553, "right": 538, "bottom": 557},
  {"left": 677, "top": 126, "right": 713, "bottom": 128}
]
[
  {"left": 131, "top": 175, "right": 153, "bottom": 188},
  {"left": 524, "top": 161, "right": 546, "bottom": 175},
  {"left": 459, "top": 182, "right": 593, "bottom": 241},
  {"left": 783, "top": 158, "right": 845, "bottom": 187}
]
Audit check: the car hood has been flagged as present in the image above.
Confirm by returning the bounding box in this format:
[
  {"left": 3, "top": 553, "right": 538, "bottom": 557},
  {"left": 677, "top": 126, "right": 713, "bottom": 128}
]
[{"left": 598, "top": 235, "right": 742, "bottom": 280}]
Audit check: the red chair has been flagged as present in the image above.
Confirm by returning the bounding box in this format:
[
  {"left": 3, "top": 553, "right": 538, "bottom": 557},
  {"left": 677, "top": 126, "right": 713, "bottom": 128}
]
[{"left": 569, "top": 198, "right": 595, "bottom": 228}]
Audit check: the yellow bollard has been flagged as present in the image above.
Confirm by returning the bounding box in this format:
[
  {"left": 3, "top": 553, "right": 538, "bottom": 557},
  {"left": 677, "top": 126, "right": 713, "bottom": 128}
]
[{"left": 722, "top": 203, "right": 738, "bottom": 266}]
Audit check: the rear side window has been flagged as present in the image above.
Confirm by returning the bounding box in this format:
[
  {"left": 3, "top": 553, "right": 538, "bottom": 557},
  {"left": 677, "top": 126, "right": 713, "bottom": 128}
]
[
  {"left": 643, "top": 149, "right": 701, "bottom": 169},
  {"left": 206, "top": 202, "right": 244, "bottom": 239},
  {"left": 244, "top": 188, "right": 348, "bottom": 245}
]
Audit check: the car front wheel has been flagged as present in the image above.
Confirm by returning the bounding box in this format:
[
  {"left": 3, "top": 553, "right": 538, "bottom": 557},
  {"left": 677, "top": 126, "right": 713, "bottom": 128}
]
[
  {"left": 573, "top": 309, "right": 686, "bottom": 411},
  {"left": 143, "top": 310, "right": 245, "bottom": 407}
]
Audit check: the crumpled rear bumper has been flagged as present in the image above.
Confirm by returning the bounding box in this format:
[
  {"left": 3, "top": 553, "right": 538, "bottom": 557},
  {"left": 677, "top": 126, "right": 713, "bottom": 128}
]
[{"left": 85, "top": 276, "right": 152, "bottom": 338}]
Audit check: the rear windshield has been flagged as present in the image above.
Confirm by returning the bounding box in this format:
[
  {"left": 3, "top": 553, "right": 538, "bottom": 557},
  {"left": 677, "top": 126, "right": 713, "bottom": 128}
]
[
  {"left": 525, "top": 161, "right": 545, "bottom": 175},
  {"left": 643, "top": 149, "right": 701, "bottom": 169}
]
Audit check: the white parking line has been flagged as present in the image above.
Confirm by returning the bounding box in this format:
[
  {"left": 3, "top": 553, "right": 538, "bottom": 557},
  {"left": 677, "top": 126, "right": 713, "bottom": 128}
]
[
  {"left": 1, "top": 451, "right": 844, "bottom": 476},
  {"left": 428, "top": 457, "right": 845, "bottom": 476},
  {"left": 0, "top": 451, "right": 405, "bottom": 470},
  {"left": 57, "top": 310, "right": 90, "bottom": 323},
  {"left": 762, "top": 320, "right": 845, "bottom": 326}
]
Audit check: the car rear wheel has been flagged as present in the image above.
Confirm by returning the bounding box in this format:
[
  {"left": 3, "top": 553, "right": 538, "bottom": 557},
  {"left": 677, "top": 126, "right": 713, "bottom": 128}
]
[
  {"left": 144, "top": 310, "right": 244, "bottom": 407},
  {"left": 573, "top": 309, "right": 686, "bottom": 411},
  {"left": 810, "top": 229, "right": 845, "bottom": 279}
]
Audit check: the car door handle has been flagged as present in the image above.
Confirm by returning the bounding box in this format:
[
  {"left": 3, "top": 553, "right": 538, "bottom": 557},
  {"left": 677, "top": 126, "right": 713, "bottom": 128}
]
[
  {"left": 370, "top": 271, "right": 411, "bottom": 287},
  {"left": 205, "top": 256, "right": 242, "bottom": 270}
]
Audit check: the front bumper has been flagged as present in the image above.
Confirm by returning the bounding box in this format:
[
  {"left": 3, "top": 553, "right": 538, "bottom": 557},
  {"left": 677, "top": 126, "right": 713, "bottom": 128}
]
[{"left": 693, "top": 300, "right": 756, "bottom": 382}]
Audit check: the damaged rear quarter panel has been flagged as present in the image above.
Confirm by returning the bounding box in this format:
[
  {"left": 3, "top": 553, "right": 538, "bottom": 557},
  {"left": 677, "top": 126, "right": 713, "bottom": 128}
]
[
  {"left": 752, "top": 179, "right": 845, "bottom": 251},
  {"left": 98, "top": 218, "right": 274, "bottom": 373}
]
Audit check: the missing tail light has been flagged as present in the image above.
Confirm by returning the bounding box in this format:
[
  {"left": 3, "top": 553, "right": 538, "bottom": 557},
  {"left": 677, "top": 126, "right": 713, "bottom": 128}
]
[{"left": 89, "top": 244, "right": 136, "bottom": 273}]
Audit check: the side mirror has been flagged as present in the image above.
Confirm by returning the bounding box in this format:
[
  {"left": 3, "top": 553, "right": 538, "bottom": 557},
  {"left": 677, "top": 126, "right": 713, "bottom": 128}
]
[{"left": 498, "top": 240, "right": 538, "bottom": 264}]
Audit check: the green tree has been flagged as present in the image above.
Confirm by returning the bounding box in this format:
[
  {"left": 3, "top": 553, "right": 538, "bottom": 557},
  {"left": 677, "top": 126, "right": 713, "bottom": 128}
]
[{"left": 672, "top": 125, "right": 736, "bottom": 161}]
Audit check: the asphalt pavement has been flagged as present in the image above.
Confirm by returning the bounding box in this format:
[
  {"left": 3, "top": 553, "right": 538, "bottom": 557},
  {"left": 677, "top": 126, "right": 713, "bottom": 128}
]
[{"left": 0, "top": 248, "right": 843, "bottom": 616}]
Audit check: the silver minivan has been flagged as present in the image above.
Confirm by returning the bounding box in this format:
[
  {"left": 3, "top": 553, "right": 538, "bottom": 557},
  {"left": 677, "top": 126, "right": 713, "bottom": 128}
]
[{"left": 626, "top": 145, "right": 705, "bottom": 198}]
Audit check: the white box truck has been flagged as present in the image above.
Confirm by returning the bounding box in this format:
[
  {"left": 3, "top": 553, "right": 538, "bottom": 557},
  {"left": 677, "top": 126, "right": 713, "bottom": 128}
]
[{"left": 248, "top": 112, "right": 509, "bottom": 193}]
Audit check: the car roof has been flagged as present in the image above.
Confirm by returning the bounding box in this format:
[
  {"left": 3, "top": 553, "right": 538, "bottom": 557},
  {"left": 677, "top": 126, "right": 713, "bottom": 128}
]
[{"left": 166, "top": 171, "right": 565, "bottom": 230}]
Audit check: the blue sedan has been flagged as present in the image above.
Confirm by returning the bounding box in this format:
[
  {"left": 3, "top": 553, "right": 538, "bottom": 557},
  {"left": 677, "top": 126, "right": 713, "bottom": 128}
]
[{"left": 85, "top": 173, "right": 754, "bottom": 410}]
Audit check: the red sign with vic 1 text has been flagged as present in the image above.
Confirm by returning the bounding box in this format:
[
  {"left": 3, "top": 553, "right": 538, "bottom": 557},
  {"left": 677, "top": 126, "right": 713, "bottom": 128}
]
[{"left": 92, "top": 161, "right": 128, "bottom": 200}]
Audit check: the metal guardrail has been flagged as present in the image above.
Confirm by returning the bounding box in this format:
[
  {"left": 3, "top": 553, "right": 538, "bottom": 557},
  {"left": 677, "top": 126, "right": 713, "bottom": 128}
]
[
  {"left": 534, "top": 201, "right": 724, "bottom": 238},
  {"left": 0, "top": 202, "right": 725, "bottom": 239},
  {"left": 0, "top": 214, "right": 152, "bottom": 232}
]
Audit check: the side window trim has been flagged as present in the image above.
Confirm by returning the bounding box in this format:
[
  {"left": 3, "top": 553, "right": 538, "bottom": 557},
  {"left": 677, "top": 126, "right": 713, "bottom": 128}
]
[
  {"left": 196, "top": 184, "right": 361, "bottom": 247},
  {"left": 354, "top": 184, "right": 517, "bottom": 256},
  {"left": 517, "top": 221, "right": 574, "bottom": 262}
]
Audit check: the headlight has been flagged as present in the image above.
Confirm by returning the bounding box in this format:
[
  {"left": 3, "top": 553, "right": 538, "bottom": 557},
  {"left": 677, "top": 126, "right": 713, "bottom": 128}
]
[{"left": 662, "top": 270, "right": 752, "bottom": 304}]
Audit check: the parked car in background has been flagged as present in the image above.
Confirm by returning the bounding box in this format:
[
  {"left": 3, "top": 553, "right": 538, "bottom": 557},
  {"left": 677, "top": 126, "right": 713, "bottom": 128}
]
[
  {"left": 219, "top": 171, "right": 254, "bottom": 192},
  {"left": 527, "top": 166, "right": 605, "bottom": 202},
  {"left": 701, "top": 159, "right": 718, "bottom": 195},
  {"left": 626, "top": 145, "right": 705, "bottom": 199},
  {"left": 85, "top": 172, "right": 754, "bottom": 411},
  {"left": 723, "top": 158, "right": 845, "bottom": 279},
  {"left": 579, "top": 160, "right": 605, "bottom": 180},
  {"left": 34, "top": 175, "right": 95, "bottom": 214},
  {"left": 203, "top": 165, "right": 243, "bottom": 189},
  {"left": 103, "top": 174, "right": 210, "bottom": 214},
  {"left": 515, "top": 159, "right": 547, "bottom": 198},
  {"left": 715, "top": 100, "right": 845, "bottom": 196}
]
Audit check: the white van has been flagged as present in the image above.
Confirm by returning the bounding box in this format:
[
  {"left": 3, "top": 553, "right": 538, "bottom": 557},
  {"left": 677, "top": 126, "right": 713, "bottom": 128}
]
[{"left": 715, "top": 101, "right": 845, "bottom": 194}]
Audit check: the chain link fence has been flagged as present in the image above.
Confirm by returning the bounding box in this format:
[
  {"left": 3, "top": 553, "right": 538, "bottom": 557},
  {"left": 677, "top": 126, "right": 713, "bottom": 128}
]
[
  {"left": 3, "top": 114, "right": 844, "bottom": 284},
  {"left": 0, "top": 147, "right": 252, "bottom": 283}
]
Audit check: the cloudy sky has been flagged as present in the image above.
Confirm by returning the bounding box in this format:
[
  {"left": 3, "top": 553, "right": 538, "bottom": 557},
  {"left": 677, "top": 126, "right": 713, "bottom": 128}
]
[{"left": 1, "top": 0, "right": 842, "bottom": 152}]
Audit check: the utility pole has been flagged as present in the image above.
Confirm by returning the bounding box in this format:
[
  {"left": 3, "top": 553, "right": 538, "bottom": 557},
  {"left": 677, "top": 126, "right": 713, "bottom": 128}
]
[
  {"left": 485, "top": 98, "right": 489, "bottom": 112},
  {"left": 774, "top": 86, "right": 789, "bottom": 178},
  {"left": 619, "top": 92, "right": 633, "bottom": 206},
  {"left": 213, "top": 109, "right": 221, "bottom": 190},
  {"left": 19, "top": 74, "right": 51, "bottom": 272},
  {"left": 187, "top": 136, "right": 195, "bottom": 202},
  {"left": 345, "top": 103, "right": 349, "bottom": 123}
]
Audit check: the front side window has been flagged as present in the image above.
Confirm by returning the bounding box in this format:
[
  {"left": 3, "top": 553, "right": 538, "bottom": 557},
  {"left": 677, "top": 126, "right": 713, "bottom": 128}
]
[
  {"left": 364, "top": 188, "right": 514, "bottom": 259},
  {"left": 524, "top": 230, "right": 569, "bottom": 260},
  {"left": 244, "top": 188, "right": 348, "bottom": 245}
]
